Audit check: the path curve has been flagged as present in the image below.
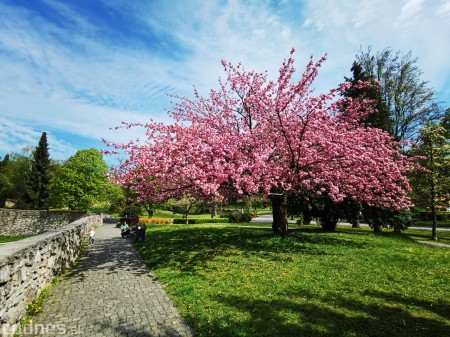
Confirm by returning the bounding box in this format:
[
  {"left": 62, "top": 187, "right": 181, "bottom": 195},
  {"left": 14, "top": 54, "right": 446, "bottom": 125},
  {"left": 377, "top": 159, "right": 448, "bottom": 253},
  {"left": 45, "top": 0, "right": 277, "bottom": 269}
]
[{"left": 20, "top": 222, "right": 191, "bottom": 337}]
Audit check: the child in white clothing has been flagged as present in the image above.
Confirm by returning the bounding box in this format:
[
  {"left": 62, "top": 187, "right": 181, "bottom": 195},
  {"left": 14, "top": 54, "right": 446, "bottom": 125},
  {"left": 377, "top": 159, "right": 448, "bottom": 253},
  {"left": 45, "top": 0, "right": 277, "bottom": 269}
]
[{"left": 89, "top": 229, "right": 95, "bottom": 244}]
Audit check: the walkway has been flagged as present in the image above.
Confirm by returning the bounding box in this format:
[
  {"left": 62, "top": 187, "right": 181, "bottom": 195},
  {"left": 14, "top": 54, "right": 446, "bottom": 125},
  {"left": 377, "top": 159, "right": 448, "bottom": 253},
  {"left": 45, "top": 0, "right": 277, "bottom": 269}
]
[{"left": 21, "top": 222, "right": 191, "bottom": 337}]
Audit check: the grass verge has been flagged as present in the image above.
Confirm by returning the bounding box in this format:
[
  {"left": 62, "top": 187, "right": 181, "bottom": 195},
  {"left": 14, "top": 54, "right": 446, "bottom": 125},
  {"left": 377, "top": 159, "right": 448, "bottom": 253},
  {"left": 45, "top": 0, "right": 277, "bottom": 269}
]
[
  {"left": 0, "top": 235, "right": 32, "bottom": 244},
  {"left": 20, "top": 277, "right": 61, "bottom": 324},
  {"left": 135, "top": 224, "right": 450, "bottom": 337}
]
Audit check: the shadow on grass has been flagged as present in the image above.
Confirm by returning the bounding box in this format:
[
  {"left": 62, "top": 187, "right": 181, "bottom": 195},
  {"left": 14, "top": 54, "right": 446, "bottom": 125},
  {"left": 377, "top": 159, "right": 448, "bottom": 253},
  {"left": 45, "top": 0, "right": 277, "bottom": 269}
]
[
  {"left": 363, "top": 289, "right": 450, "bottom": 323},
  {"left": 198, "top": 289, "right": 450, "bottom": 337},
  {"left": 131, "top": 225, "right": 450, "bottom": 337},
  {"left": 136, "top": 226, "right": 367, "bottom": 273}
]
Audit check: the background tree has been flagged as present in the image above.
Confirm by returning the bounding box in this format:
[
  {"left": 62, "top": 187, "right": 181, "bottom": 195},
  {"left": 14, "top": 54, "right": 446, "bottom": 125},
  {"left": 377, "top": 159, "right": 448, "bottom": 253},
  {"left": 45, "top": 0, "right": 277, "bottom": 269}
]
[
  {"left": 343, "top": 61, "right": 391, "bottom": 132},
  {"left": 25, "top": 132, "right": 51, "bottom": 209},
  {"left": 106, "top": 50, "right": 414, "bottom": 235},
  {"left": 105, "top": 184, "right": 127, "bottom": 214},
  {"left": 50, "top": 149, "right": 109, "bottom": 211},
  {"left": 441, "top": 107, "right": 450, "bottom": 139},
  {"left": 0, "top": 153, "right": 33, "bottom": 208},
  {"left": 0, "top": 154, "right": 11, "bottom": 207},
  {"left": 167, "top": 195, "right": 201, "bottom": 225},
  {"left": 410, "top": 121, "right": 450, "bottom": 240},
  {"left": 355, "top": 47, "right": 438, "bottom": 142}
]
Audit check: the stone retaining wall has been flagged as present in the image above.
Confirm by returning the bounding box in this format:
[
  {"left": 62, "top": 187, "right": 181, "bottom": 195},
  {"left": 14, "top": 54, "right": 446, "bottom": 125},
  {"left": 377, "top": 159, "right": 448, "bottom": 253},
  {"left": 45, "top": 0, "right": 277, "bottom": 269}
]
[
  {"left": 0, "top": 215, "right": 102, "bottom": 336},
  {"left": 0, "top": 209, "right": 86, "bottom": 236}
]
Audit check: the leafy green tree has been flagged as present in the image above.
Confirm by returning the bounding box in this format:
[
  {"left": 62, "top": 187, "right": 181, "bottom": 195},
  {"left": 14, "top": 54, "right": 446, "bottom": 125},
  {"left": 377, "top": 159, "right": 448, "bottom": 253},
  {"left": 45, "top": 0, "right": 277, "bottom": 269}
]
[
  {"left": 441, "top": 107, "right": 450, "bottom": 139},
  {"left": 50, "top": 149, "right": 109, "bottom": 211},
  {"left": 355, "top": 47, "right": 438, "bottom": 142},
  {"left": 166, "top": 195, "right": 200, "bottom": 225},
  {"left": 411, "top": 122, "right": 450, "bottom": 240},
  {"left": 0, "top": 154, "right": 11, "bottom": 207},
  {"left": 25, "top": 132, "right": 51, "bottom": 209},
  {"left": 0, "top": 153, "right": 33, "bottom": 208},
  {"left": 105, "top": 184, "right": 127, "bottom": 214}
]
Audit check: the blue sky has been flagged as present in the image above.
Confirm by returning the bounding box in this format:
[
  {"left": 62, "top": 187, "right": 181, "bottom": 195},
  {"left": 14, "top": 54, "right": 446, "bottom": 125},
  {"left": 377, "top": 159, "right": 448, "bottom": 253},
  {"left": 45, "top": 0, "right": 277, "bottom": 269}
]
[{"left": 1, "top": 0, "right": 450, "bottom": 164}]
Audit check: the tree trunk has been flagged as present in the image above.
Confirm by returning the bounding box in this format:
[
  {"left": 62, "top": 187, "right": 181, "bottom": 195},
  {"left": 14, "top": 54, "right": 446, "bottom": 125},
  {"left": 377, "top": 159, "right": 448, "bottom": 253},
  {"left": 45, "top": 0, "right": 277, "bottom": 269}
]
[
  {"left": 429, "top": 144, "right": 438, "bottom": 241},
  {"left": 302, "top": 210, "right": 312, "bottom": 224},
  {"left": 351, "top": 218, "right": 360, "bottom": 228},
  {"left": 211, "top": 202, "right": 217, "bottom": 218},
  {"left": 143, "top": 203, "right": 154, "bottom": 218},
  {"left": 270, "top": 193, "right": 289, "bottom": 235},
  {"left": 430, "top": 174, "right": 437, "bottom": 241},
  {"left": 319, "top": 197, "right": 340, "bottom": 231},
  {"left": 184, "top": 205, "right": 189, "bottom": 225}
]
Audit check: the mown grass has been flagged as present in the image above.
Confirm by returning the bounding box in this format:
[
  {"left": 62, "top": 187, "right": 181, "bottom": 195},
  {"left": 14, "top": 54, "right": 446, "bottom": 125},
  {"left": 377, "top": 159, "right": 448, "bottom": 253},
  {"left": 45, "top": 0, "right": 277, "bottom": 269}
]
[
  {"left": 0, "top": 235, "right": 31, "bottom": 243},
  {"left": 153, "top": 210, "right": 228, "bottom": 220},
  {"left": 135, "top": 224, "right": 450, "bottom": 337},
  {"left": 404, "top": 228, "right": 450, "bottom": 245},
  {"left": 152, "top": 207, "right": 274, "bottom": 220},
  {"left": 412, "top": 220, "right": 450, "bottom": 228}
]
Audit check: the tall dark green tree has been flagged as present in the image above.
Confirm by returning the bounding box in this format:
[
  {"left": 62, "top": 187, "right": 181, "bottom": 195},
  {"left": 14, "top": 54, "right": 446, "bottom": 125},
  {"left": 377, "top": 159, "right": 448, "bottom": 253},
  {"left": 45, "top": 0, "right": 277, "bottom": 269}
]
[
  {"left": 442, "top": 107, "right": 450, "bottom": 139},
  {"left": 0, "top": 154, "right": 11, "bottom": 207},
  {"left": 343, "top": 61, "right": 392, "bottom": 132},
  {"left": 26, "top": 132, "right": 51, "bottom": 209}
]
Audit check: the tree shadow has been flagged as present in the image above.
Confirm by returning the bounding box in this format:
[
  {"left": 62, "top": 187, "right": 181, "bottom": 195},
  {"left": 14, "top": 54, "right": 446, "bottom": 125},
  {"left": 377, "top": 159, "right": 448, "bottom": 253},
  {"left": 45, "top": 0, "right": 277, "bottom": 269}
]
[
  {"left": 362, "top": 289, "right": 450, "bottom": 323},
  {"left": 93, "top": 316, "right": 190, "bottom": 337},
  {"left": 65, "top": 233, "right": 151, "bottom": 282},
  {"left": 199, "top": 288, "right": 450, "bottom": 337},
  {"left": 136, "top": 226, "right": 367, "bottom": 273}
]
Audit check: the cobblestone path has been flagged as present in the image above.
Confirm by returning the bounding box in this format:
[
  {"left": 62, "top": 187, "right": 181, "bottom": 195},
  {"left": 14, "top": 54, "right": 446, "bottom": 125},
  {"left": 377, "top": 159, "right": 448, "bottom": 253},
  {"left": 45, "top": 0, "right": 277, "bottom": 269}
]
[{"left": 21, "top": 222, "right": 191, "bottom": 337}]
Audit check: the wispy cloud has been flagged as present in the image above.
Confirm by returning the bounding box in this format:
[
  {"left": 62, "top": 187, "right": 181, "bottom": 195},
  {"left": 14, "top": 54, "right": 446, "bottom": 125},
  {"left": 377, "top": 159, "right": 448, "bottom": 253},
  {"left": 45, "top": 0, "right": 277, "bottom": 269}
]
[
  {"left": 0, "top": 118, "right": 77, "bottom": 160},
  {"left": 0, "top": 0, "right": 449, "bottom": 163},
  {"left": 437, "top": 0, "right": 450, "bottom": 17}
]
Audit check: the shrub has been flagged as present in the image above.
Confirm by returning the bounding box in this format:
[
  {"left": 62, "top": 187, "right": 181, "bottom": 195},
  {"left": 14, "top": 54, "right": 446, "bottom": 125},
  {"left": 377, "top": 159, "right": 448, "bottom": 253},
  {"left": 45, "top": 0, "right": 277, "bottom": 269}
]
[
  {"left": 363, "top": 207, "right": 412, "bottom": 232},
  {"left": 228, "top": 211, "right": 252, "bottom": 223}
]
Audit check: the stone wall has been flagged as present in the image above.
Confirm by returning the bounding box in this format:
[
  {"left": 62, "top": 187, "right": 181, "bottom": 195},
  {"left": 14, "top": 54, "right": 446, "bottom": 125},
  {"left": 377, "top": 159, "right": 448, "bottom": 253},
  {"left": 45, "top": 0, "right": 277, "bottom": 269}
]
[
  {"left": 0, "top": 209, "right": 86, "bottom": 236},
  {"left": 0, "top": 215, "right": 102, "bottom": 336}
]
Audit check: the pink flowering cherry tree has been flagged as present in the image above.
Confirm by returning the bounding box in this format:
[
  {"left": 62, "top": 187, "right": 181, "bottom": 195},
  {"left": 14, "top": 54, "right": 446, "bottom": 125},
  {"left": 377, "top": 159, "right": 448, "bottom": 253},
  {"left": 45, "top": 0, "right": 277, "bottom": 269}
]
[{"left": 104, "top": 49, "right": 414, "bottom": 235}]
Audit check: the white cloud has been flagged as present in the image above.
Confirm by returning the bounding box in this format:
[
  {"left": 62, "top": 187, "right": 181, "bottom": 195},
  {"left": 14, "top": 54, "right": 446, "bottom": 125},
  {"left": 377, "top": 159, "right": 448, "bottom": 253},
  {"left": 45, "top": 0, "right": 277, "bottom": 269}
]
[
  {"left": 0, "top": 118, "right": 77, "bottom": 160},
  {"left": 437, "top": 0, "right": 450, "bottom": 17},
  {"left": 1, "top": 0, "right": 450, "bottom": 164}
]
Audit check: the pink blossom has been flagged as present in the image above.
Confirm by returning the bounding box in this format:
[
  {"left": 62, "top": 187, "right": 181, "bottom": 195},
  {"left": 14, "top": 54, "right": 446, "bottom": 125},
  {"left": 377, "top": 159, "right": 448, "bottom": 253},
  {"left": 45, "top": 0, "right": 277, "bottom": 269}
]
[{"left": 104, "top": 50, "right": 414, "bottom": 211}]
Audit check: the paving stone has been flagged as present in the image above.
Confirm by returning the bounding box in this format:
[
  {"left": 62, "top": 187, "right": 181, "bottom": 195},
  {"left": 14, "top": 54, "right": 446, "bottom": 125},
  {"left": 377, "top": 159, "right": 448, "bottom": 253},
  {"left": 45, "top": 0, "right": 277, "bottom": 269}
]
[{"left": 18, "top": 223, "right": 191, "bottom": 337}]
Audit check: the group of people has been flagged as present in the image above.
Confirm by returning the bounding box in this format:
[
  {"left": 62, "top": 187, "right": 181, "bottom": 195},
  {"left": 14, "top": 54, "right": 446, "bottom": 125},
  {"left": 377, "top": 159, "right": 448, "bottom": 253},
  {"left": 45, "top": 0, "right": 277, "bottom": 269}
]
[{"left": 120, "top": 221, "right": 146, "bottom": 241}]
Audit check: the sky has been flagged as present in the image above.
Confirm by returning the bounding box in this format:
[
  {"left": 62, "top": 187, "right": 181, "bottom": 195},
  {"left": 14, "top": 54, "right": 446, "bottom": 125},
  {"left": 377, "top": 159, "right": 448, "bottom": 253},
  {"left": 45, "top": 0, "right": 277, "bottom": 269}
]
[{"left": 1, "top": 0, "right": 449, "bottom": 165}]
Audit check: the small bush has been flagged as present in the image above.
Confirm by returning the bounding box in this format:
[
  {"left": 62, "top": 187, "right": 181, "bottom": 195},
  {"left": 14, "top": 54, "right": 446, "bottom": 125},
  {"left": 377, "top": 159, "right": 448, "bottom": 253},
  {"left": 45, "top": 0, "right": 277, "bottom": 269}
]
[{"left": 228, "top": 211, "right": 252, "bottom": 223}]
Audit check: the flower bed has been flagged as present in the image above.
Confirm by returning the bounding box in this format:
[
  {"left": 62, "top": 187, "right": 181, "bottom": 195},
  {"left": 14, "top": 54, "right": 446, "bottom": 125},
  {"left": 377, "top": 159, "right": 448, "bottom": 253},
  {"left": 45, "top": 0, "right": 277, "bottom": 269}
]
[{"left": 139, "top": 218, "right": 172, "bottom": 225}]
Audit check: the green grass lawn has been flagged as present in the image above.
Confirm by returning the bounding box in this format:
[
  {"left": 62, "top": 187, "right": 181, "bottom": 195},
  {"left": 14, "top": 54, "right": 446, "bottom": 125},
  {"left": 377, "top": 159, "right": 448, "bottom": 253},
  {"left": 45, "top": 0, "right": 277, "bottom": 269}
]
[
  {"left": 151, "top": 208, "right": 275, "bottom": 220},
  {"left": 152, "top": 210, "right": 229, "bottom": 220},
  {"left": 0, "top": 235, "right": 31, "bottom": 243},
  {"left": 412, "top": 220, "right": 450, "bottom": 228},
  {"left": 135, "top": 224, "right": 450, "bottom": 337}
]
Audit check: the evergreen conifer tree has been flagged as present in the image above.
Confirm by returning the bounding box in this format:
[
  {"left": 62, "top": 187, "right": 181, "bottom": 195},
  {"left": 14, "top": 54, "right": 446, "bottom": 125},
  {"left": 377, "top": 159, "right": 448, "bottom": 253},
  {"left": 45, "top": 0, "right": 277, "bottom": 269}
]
[{"left": 26, "top": 132, "right": 51, "bottom": 209}]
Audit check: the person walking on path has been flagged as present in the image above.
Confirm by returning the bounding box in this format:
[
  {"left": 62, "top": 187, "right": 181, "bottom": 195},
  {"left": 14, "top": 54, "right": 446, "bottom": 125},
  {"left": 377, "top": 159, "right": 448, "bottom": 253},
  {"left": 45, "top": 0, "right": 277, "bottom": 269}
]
[
  {"left": 21, "top": 222, "right": 191, "bottom": 337},
  {"left": 89, "top": 228, "right": 95, "bottom": 244}
]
